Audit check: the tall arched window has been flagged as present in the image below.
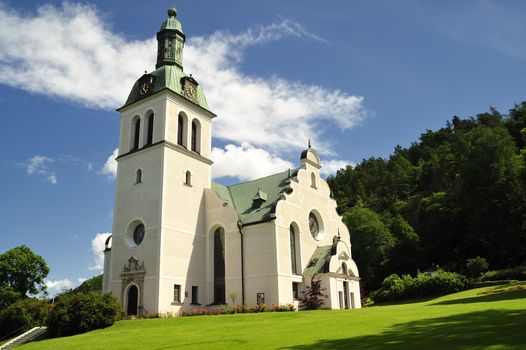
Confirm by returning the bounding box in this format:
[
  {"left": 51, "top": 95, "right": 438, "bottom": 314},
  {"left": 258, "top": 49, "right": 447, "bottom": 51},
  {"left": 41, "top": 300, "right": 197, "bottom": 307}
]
[
  {"left": 132, "top": 118, "right": 140, "bottom": 150},
  {"left": 177, "top": 114, "right": 184, "bottom": 146},
  {"left": 213, "top": 227, "right": 225, "bottom": 304},
  {"left": 290, "top": 224, "right": 298, "bottom": 274},
  {"left": 191, "top": 121, "right": 197, "bottom": 152},
  {"left": 311, "top": 172, "right": 317, "bottom": 189},
  {"left": 191, "top": 119, "right": 201, "bottom": 153},
  {"left": 146, "top": 113, "right": 154, "bottom": 145},
  {"left": 135, "top": 169, "right": 142, "bottom": 184},
  {"left": 185, "top": 171, "right": 192, "bottom": 186},
  {"left": 341, "top": 262, "right": 348, "bottom": 275}
]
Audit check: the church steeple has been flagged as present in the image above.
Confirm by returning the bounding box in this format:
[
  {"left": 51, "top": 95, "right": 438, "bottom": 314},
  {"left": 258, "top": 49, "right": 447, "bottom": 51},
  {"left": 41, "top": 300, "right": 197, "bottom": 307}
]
[{"left": 156, "top": 8, "right": 185, "bottom": 69}]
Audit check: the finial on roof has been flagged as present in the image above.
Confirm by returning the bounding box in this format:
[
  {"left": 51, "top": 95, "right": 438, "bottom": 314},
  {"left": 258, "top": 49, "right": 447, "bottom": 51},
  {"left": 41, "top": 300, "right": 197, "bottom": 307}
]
[
  {"left": 337, "top": 228, "right": 341, "bottom": 240},
  {"left": 168, "top": 7, "right": 177, "bottom": 18},
  {"left": 144, "top": 70, "right": 147, "bottom": 74},
  {"left": 287, "top": 168, "right": 291, "bottom": 179},
  {"left": 308, "top": 139, "right": 311, "bottom": 149}
]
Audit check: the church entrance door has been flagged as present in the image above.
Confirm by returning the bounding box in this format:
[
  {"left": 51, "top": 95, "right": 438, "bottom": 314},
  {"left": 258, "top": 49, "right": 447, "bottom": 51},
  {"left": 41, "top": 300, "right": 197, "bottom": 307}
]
[
  {"left": 343, "top": 281, "right": 349, "bottom": 309},
  {"left": 127, "top": 285, "right": 138, "bottom": 315}
]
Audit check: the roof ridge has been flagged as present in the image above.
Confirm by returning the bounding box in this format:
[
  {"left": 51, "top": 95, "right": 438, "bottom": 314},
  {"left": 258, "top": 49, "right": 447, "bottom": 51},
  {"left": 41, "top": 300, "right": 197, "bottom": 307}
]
[
  {"left": 227, "top": 186, "right": 237, "bottom": 210},
  {"left": 226, "top": 168, "right": 297, "bottom": 188}
]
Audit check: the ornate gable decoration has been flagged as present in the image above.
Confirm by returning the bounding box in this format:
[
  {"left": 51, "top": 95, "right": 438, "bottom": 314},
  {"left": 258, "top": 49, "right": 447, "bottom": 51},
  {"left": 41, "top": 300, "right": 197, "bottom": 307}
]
[
  {"left": 338, "top": 251, "right": 350, "bottom": 261},
  {"left": 123, "top": 256, "right": 145, "bottom": 273}
]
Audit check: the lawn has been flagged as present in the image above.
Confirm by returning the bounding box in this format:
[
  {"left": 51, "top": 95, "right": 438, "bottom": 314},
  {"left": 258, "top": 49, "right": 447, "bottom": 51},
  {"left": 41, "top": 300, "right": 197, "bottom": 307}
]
[{"left": 20, "top": 283, "right": 526, "bottom": 350}]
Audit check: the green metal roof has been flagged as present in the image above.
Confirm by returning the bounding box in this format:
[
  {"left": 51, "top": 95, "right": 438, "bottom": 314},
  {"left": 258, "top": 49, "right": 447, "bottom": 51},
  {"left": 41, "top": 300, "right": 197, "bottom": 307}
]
[
  {"left": 212, "top": 169, "right": 298, "bottom": 225},
  {"left": 161, "top": 8, "right": 183, "bottom": 31},
  {"left": 303, "top": 245, "right": 332, "bottom": 275},
  {"left": 123, "top": 66, "right": 209, "bottom": 110}
]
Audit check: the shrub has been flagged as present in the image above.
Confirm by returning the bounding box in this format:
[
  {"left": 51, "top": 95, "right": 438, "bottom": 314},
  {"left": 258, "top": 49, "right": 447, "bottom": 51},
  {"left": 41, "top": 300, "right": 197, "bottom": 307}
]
[
  {"left": 369, "top": 274, "right": 409, "bottom": 302},
  {"left": 479, "top": 264, "right": 526, "bottom": 282},
  {"left": 300, "top": 276, "right": 327, "bottom": 310},
  {"left": 269, "top": 303, "right": 296, "bottom": 312},
  {"left": 0, "top": 298, "right": 50, "bottom": 338},
  {"left": 371, "top": 270, "right": 469, "bottom": 302},
  {"left": 465, "top": 257, "right": 489, "bottom": 277},
  {"left": 179, "top": 304, "right": 295, "bottom": 317},
  {"left": 47, "top": 291, "right": 121, "bottom": 337}
]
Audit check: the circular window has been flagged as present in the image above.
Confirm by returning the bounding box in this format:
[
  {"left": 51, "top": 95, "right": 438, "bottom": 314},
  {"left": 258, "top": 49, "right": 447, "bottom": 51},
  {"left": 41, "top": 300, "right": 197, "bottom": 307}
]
[
  {"left": 133, "top": 224, "right": 145, "bottom": 246},
  {"left": 309, "top": 212, "right": 320, "bottom": 239}
]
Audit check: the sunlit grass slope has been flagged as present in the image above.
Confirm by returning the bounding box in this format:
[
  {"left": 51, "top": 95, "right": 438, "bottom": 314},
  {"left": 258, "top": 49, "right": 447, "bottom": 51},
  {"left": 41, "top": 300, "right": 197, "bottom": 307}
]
[{"left": 20, "top": 283, "right": 526, "bottom": 350}]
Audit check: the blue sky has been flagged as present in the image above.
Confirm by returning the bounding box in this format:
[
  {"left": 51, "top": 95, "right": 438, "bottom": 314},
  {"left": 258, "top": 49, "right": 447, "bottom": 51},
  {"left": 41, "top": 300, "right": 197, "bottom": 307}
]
[{"left": 1, "top": 0, "right": 526, "bottom": 294}]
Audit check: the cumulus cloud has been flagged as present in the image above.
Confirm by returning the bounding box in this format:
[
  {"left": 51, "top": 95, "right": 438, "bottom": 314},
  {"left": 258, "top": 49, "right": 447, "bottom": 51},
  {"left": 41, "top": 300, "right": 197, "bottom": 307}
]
[
  {"left": 46, "top": 278, "right": 73, "bottom": 292},
  {"left": 212, "top": 143, "right": 293, "bottom": 181},
  {"left": 0, "top": 3, "right": 154, "bottom": 108},
  {"left": 1, "top": 3, "right": 365, "bottom": 181},
  {"left": 100, "top": 148, "right": 118, "bottom": 179},
  {"left": 25, "top": 155, "right": 58, "bottom": 184},
  {"left": 320, "top": 159, "right": 353, "bottom": 177},
  {"left": 89, "top": 232, "right": 111, "bottom": 271},
  {"left": 185, "top": 26, "right": 366, "bottom": 153}
]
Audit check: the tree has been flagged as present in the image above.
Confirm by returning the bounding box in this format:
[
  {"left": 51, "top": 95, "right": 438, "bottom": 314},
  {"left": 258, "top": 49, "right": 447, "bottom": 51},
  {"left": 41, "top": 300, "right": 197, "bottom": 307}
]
[
  {"left": 0, "top": 298, "right": 51, "bottom": 338},
  {"left": 74, "top": 275, "right": 102, "bottom": 293},
  {"left": 465, "top": 257, "right": 489, "bottom": 278},
  {"left": 0, "top": 245, "right": 49, "bottom": 307},
  {"left": 344, "top": 206, "right": 395, "bottom": 289},
  {"left": 300, "top": 275, "right": 327, "bottom": 310}
]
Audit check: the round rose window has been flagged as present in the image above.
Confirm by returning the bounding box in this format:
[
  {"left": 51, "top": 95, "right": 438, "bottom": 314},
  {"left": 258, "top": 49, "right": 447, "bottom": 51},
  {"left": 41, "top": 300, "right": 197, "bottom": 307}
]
[{"left": 133, "top": 223, "right": 145, "bottom": 245}]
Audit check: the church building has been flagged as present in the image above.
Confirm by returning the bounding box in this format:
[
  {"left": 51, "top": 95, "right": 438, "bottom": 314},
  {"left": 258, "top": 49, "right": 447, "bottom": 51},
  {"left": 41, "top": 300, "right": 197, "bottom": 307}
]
[{"left": 102, "top": 8, "right": 361, "bottom": 315}]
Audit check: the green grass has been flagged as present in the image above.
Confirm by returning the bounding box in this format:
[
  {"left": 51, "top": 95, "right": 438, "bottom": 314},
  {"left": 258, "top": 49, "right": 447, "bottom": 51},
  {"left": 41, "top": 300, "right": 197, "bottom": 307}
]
[{"left": 20, "top": 283, "right": 526, "bottom": 350}]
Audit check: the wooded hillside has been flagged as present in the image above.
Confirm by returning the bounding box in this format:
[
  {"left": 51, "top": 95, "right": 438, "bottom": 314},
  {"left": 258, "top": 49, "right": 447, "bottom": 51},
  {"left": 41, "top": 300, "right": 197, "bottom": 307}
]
[{"left": 328, "top": 102, "right": 526, "bottom": 292}]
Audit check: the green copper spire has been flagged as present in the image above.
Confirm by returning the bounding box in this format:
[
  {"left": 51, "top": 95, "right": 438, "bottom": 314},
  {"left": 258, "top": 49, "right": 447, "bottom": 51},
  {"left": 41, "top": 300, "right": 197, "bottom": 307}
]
[{"left": 156, "top": 8, "right": 185, "bottom": 69}]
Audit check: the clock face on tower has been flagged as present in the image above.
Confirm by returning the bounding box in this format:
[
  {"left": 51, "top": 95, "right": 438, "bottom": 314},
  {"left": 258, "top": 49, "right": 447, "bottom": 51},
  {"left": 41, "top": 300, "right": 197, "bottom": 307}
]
[
  {"left": 184, "top": 82, "right": 197, "bottom": 101},
  {"left": 139, "top": 82, "right": 151, "bottom": 96}
]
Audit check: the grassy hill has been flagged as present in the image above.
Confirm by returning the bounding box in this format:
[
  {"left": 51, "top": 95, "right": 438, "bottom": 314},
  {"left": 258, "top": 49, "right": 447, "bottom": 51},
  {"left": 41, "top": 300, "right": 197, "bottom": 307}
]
[{"left": 20, "top": 283, "right": 526, "bottom": 350}]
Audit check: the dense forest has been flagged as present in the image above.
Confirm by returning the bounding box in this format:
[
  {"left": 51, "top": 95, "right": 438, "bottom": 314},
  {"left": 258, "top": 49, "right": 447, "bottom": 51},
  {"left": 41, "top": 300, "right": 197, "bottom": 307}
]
[{"left": 328, "top": 102, "right": 526, "bottom": 293}]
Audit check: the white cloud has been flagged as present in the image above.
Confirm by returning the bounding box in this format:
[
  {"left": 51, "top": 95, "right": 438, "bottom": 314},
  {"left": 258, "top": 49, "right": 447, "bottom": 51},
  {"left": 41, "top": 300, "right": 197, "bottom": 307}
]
[
  {"left": 46, "top": 278, "right": 73, "bottom": 292},
  {"left": 0, "top": 3, "right": 154, "bottom": 109},
  {"left": 1, "top": 3, "right": 365, "bottom": 182},
  {"left": 26, "top": 155, "right": 52, "bottom": 174},
  {"left": 78, "top": 277, "right": 87, "bottom": 284},
  {"left": 47, "top": 174, "right": 58, "bottom": 184},
  {"left": 320, "top": 159, "right": 353, "bottom": 177},
  {"left": 212, "top": 143, "right": 293, "bottom": 181},
  {"left": 185, "top": 26, "right": 366, "bottom": 154},
  {"left": 89, "top": 232, "right": 111, "bottom": 271},
  {"left": 100, "top": 148, "right": 118, "bottom": 178},
  {"left": 25, "top": 155, "right": 58, "bottom": 184}
]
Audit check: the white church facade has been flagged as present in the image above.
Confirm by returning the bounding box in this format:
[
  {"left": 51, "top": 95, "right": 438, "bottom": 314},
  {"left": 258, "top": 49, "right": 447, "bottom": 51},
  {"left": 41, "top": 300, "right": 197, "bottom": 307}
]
[{"left": 102, "top": 8, "right": 361, "bottom": 315}]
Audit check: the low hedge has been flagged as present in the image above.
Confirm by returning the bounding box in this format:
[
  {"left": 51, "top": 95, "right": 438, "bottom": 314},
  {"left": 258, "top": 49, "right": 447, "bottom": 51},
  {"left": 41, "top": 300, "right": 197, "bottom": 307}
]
[
  {"left": 371, "top": 270, "right": 469, "bottom": 302},
  {"left": 478, "top": 264, "right": 526, "bottom": 282}
]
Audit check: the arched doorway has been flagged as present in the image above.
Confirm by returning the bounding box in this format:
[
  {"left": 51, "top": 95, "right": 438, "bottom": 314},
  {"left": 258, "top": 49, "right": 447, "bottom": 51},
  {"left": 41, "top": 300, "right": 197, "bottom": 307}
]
[{"left": 127, "top": 284, "right": 138, "bottom": 315}]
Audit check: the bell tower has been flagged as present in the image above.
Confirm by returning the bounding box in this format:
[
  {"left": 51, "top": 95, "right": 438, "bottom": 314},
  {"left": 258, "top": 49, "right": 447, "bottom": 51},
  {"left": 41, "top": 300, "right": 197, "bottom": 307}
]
[
  {"left": 156, "top": 7, "right": 185, "bottom": 69},
  {"left": 104, "top": 8, "right": 216, "bottom": 315}
]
